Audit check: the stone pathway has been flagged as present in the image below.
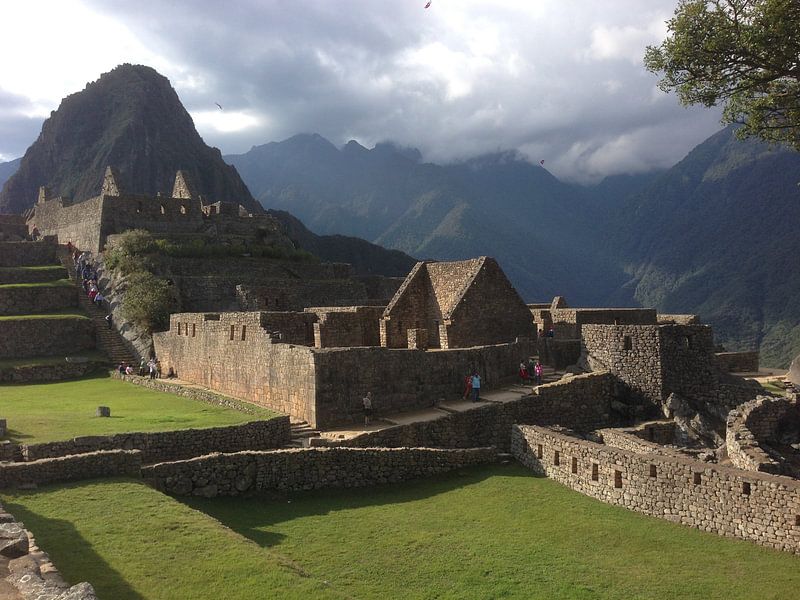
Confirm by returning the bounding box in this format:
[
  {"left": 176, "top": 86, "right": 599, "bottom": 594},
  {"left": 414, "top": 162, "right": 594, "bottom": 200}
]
[{"left": 60, "top": 252, "right": 138, "bottom": 366}]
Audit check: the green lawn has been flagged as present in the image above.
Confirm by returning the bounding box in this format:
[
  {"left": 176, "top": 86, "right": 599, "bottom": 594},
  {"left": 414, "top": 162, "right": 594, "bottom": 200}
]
[
  {"left": 0, "top": 374, "right": 277, "bottom": 443},
  {"left": 0, "top": 265, "right": 64, "bottom": 273},
  {"left": 4, "top": 466, "right": 799, "bottom": 600},
  {"left": 0, "top": 279, "right": 73, "bottom": 289}
]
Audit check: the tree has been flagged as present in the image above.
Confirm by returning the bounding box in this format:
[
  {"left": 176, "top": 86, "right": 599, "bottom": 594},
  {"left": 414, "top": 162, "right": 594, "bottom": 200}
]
[{"left": 645, "top": 0, "right": 800, "bottom": 149}]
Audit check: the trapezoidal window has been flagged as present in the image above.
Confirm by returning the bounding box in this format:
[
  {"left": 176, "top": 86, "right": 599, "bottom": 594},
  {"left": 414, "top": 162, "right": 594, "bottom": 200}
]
[
  {"left": 241, "top": 325, "right": 247, "bottom": 341},
  {"left": 742, "top": 482, "right": 751, "bottom": 496},
  {"left": 536, "top": 444, "right": 543, "bottom": 459},
  {"left": 192, "top": 323, "right": 196, "bottom": 337},
  {"left": 553, "top": 450, "right": 560, "bottom": 466},
  {"left": 614, "top": 470, "right": 622, "bottom": 488},
  {"left": 229, "top": 325, "right": 235, "bottom": 340},
  {"left": 571, "top": 457, "right": 578, "bottom": 474},
  {"left": 591, "top": 463, "right": 599, "bottom": 481},
  {"left": 623, "top": 335, "right": 632, "bottom": 351},
  {"left": 649, "top": 464, "right": 657, "bottom": 478}
]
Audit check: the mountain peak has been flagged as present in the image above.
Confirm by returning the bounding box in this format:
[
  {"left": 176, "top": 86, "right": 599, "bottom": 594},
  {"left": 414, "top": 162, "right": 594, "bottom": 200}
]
[{"left": 0, "top": 64, "right": 261, "bottom": 214}]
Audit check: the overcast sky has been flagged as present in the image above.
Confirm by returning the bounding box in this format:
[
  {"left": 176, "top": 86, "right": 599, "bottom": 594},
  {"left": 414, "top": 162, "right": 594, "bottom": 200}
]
[{"left": 0, "top": 0, "right": 724, "bottom": 183}]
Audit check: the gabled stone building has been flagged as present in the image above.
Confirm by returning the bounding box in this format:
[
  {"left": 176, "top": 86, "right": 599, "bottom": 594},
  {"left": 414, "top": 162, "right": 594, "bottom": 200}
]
[{"left": 380, "top": 257, "right": 536, "bottom": 349}]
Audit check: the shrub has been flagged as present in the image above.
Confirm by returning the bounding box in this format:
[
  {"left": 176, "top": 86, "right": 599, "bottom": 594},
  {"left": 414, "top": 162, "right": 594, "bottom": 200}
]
[{"left": 120, "top": 271, "right": 176, "bottom": 332}]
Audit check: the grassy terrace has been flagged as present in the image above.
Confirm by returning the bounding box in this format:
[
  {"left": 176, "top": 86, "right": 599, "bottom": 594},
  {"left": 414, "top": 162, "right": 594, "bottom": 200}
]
[
  {"left": 0, "top": 309, "right": 88, "bottom": 321},
  {"left": 3, "top": 466, "right": 799, "bottom": 600},
  {"left": 0, "top": 279, "right": 73, "bottom": 289},
  {"left": 0, "top": 374, "right": 278, "bottom": 443},
  {"left": 0, "top": 265, "right": 64, "bottom": 273}
]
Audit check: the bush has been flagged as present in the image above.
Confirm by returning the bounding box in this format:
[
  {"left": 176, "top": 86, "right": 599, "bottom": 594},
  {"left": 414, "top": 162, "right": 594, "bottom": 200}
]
[
  {"left": 105, "top": 230, "right": 155, "bottom": 275},
  {"left": 120, "top": 271, "right": 176, "bottom": 331}
]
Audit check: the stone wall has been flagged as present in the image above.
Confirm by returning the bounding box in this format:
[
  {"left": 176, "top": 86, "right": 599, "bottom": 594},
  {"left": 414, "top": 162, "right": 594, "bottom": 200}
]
[
  {"left": 0, "top": 360, "right": 105, "bottom": 383},
  {"left": 331, "top": 372, "right": 615, "bottom": 451},
  {"left": 598, "top": 423, "right": 684, "bottom": 457},
  {"left": 260, "top": 311, "right": 317, "bottom": 345},
  {"left": 154, "top": 310, "right": 536, "bottom": 428},
  {"left": 0, "top": 283, "right": 76, "bottom": 316},
  {"left": 0, "top": 450, "right": 141, "bottom": 489},
  {"left": 29, "top": 196, "right": 105, "bottom": 252},
  {"left": 582, "top": 324, "right": 721, "bottom": 410},
  {"left": 310, "top": 305, "right": 384, "bottom": 348},
  {"left": 154, "top": 312, "right": 319, "bottom": 424},
  {"left": 143, "top": 446, "right": 498, "bottom": 497},
  {"left": 512, "top": 424, "right": 800, "bottom": 553},
  {"left": 312, "top": 339, "right": 535, "bottom": 426},
  {"left": 548, "top": 307, "right": 657, "bottom": 339},
  {"left": 236, "top": 279, "right": 370, "bottom": 312},
  {"left": 20, "top": 417, "right": 290, "bottom": 464},
  {"left": 0, "top": 214, "right": 27, "bottom": 241},
  {"left": 726, "top": 395, "right": 799, "bottom": 474},
  {"left": 716, "top": 351, "right": 760, "bottom": 373},
  {"left": 0, "top": 240, "right": 58, "bottom": 267},
  {"left": 537, "top": 338, "right": 582, "bottom": 369},
  {"left": 0, "top": 317, "right": 94, "bottom": 358},
  {"left": 0, "top": 265, "right": 66, "bottom": 285},
  {"left": 443, "top": 259, "right": 537, "bottom": 349}
]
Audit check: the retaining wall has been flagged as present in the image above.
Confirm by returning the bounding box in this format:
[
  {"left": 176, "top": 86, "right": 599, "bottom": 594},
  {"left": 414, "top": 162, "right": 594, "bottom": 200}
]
[
  {"left": 143, "top": 446, "right": 498, "bottom": 497},
  {"left": 0, "top": 266, "right": 66, "bottom": 285},
  {"left": 716, "top": 351, "right": 760, "bottom": 374},
  {"left": 0, "top": 317, "right": 94, "bottom": 358},
  {"left": 726, "top": 395, "right": 799, "bottom": 474},
  {"left": 20, "top": 417, "right": 291, "bottom": 464},
  {"left": 0, "top": 240, "right": 58, "bottom": 267},
  {"left": 0, "top": 450, "right": 141, "bottom": 488},
  {"left": 0, "top": 282, "right": 77, "bottom": 316},
  {"left": 332, "top": 372, "right": 615, "bottom": 452},
  {"left": 0, "top": 360, "right": 105, "bottom": 383},
  {"left": 512, "top": 424, "right": 800, "bottom": 553}
]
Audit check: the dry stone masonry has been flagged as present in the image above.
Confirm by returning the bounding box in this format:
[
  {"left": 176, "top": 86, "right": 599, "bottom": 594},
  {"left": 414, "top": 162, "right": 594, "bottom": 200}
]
[
  {"left": 512, "top": 424, "right": 800, "bottom": 553},
  {"left": 143, "top": 446, "right": 498, "bottom": 497}
]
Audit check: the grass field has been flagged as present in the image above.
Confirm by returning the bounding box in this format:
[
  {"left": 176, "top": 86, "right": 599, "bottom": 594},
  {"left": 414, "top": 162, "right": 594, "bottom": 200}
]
[
  {"left": 4, "top": 466, "right": 799, "bottom": 600},
  {"left": 0, "top": 373, "right": 277, "bottom": 443},
  {"left": 0, "top": 265, "right": 64, "bottom": 273}
]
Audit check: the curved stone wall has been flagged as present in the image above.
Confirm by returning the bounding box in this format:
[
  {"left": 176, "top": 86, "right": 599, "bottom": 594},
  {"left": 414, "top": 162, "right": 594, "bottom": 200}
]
[
  {"left": 726, "top": 395, "right": 798, "bottom": 474},
  {"left": 512, "top": 424, "right": 800, "bottom": 553}
]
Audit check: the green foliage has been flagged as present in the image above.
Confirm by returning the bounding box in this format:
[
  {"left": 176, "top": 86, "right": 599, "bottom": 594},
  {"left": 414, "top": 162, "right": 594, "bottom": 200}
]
[
  {"left": 645, "top": 0, "right": 800, "bottom": 149},
  {"left": 0, "top": 373, "right": 275, "bottom": 443},
  {"left": 5, "top": 467, "right": 800, "bottom": 600},
  {"left": 119, "top": 271, "right": 175, "bottom": 331},
  {"left": 104, "top": 229, "right": 155, "bottom": 275}
]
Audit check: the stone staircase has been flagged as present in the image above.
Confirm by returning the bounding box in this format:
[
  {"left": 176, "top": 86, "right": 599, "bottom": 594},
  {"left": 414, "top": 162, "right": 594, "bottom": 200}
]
[
  {"left": 289, "top": 420, "right": 320, "bottom": 448},
  {"left": 60, "top": 253, "right": 138, "bottom": 366}
]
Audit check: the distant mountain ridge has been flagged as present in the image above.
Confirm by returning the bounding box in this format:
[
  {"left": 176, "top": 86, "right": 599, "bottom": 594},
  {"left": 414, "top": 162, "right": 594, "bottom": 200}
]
[
  {"left": 228, "top": 128, "right": 800, "bottom": 367},
  {"left": 0, "top": 158, "right": 21, "bottom": 190},
  {"left": 0, "top": 64, "right": 262, "bottom": 214}
]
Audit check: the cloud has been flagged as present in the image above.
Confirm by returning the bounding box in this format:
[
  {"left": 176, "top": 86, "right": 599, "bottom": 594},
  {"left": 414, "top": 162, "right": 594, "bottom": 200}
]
[{"left": 0, "top": 0, "right": 723, "bottom": 182}]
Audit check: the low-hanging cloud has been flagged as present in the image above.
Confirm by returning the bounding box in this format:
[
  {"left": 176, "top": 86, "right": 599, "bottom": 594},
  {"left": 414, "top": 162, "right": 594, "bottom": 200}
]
[{"left": 1, "top": 0, "right": 725, "bottom": 181}]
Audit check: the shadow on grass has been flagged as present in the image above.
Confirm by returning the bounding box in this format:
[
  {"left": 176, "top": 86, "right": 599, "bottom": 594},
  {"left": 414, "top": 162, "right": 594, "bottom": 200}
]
[
  {"left": 1, "top": 501, "right": 145, "bottom": 600},
  {"left": 183, "top": 463, "right": 536, "bottom": 550}
]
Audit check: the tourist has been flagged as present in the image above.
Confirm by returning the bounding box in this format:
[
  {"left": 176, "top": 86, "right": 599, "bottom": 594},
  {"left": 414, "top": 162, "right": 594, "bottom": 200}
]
[
  {"left": 125, "top": 364, "right": 134, "bottom": 376},
  {"left": 534, "top": 361, "right": 543, "bottom": 385},
  {"left": 362, "top": 391, "right": 373, "bottom": 426},
  {"left": 462, "top": 372, "right": 472, "bottom": 400},
  {"left": 519, "top": 361, "right": 529, "bottom": 384},
  {"left": 471, "top": 371, "right": 481, "bottom": 402},
  {"left": 139, "top": 358, "right": 147, "bottom": 377},
  {"left": 156, "top": 360, "right": 162, "bottom": 379},
  {"left": 105, "top": 313, "right": 113, "bottom": 329},
  {"left": 547, "top": 327, "right": 555, "bottom": 338},
  {"left": 94, "top": 292, "right": 105, "bottom": 307},
  {"left": 118, "top": 362, "right": 126, "bottom": 375},
  {"left": 148, "top": 359, "right": 157, "bottom": 379}
]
